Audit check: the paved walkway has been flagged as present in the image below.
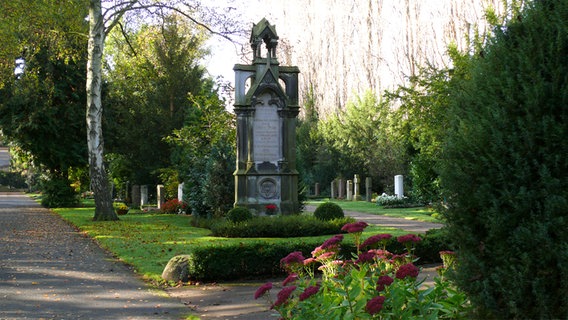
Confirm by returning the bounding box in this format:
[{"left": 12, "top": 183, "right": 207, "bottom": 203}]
[{"left": 0, "top": 192, "right": 186, "bottom": 319}]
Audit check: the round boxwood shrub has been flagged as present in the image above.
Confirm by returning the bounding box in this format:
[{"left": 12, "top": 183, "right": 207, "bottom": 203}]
[
  {"left": 226, "top": 207, "right": 253, "bottom": 223},
  {"left": 313, "top": 202, "right": 344, "bottom": 221}
]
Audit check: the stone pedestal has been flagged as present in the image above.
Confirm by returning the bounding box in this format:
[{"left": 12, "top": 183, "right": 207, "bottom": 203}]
[{"left": 395, "top": 175, "right": 404, "bottom": 198}]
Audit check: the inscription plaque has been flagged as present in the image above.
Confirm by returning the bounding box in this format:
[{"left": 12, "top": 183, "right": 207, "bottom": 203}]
[{"left": 253, "top": 93, "right": 280, "bottom": 162}]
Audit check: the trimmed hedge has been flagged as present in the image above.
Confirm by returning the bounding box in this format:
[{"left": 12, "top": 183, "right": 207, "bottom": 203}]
[
  {"left": 171, "top": 227, "right": 452, "bottom": 281},
  {"left": 210, "top": 215, "right": 355, "bottom": 238}
]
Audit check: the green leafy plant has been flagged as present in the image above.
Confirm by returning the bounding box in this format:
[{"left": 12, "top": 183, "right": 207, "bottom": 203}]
[
  {"left": 313, "top": 202, "right": 344, "bottom": 221},
  {"left": 255, "top": 222, "right": 470, "bottom": 319},
  {"left": 226, "top": 206, "right": 253, "bottom": 223}
]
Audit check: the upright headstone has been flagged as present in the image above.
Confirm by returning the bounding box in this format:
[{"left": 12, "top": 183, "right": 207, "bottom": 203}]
[
  {"left": 395, "top": 175, "right": 404, "bottom": 198},
  {"left": 157, "top": 184, "right": 165, "bottom": 209},
  {"left": 177, "top": 183, "right": 184, "bottom": 202},
  {"left": 365, "top": 177, "right": 372, "bottom": 202},
  {"left": 338, "top": 178, "right": 345, "bottom": 199},
  {"left": 140, "top": 185, "right": 148, "bottom": 207},
  {"left": 131, "top": 185, "right": 140, "bottom": 209},
  {"left": 314, "top": 183, "right": 320, "bottom": 197},
  {"left": 346, "top": 180, "right": 353, "bottom": 201},
  {"left": 233, "top": 19, "right": 300, "bottom": 215},
  {"left": 330, "top": 179, "right": 337, "bottom": 199},
  {"left": 353, "top": 174, "right": 360, "bottom": 201}
]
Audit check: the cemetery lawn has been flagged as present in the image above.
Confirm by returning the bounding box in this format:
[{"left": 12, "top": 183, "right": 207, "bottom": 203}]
[
  {"left": 306, "top": 199, "right": 441, "bottom": 223},
  {"left": 52, "top": 204, "right": 408, "bottom": 285}
]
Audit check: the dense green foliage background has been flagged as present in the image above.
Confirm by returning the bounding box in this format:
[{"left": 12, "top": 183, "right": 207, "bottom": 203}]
[{"left": 439, "top": 1, "right": 568, "bottom": 317}]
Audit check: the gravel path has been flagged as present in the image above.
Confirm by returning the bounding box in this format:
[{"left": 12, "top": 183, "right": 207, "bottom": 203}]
[{"left": 0, "top": 192, "right": 186, "bottom": 319}]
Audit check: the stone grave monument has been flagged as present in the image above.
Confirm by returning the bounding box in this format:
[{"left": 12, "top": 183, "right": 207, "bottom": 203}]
[{"left": 233, "top": 18, "right": 300, "bottom": 215}]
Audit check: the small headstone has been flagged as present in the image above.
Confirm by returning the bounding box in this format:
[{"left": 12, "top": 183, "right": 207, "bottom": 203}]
[
  {"left": 314, "top": 183, "right": 320, "bottom": 196},
  {"left": 177, "top": 183, "right": 184, "bottom": 202},
  {"left": 162, "top": 255, "right": 192, "bottom": 282},
  {"left": 395, "top": 175, "right": 404, "bottom": 198},
  {"left": 330, "top": 179, "right": 337, "bottom": 199},
  {"left": 353, "top": 174, "right": 360, "bottom": 201},
  {"left": 131, "top": 185, "right": 140, "bottom": 208},
  {"left": 338, "top": 178, "right": 345, "bottom": 199},
  {"left": 346, "top": 180, "right": 353, "bottom": 201},
  {"left": 140, "top": 185, "right": 148, "bottom": 207},
  {"left": 365, "top": 177, "right": 372, "bottom": 202},
  {"left": 157, "top": 184, "right": 165, "bottom": 209}
]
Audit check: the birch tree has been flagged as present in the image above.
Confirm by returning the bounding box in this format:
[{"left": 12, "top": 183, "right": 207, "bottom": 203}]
[{"left": 87, "top": 0, "right": 242, "bottom": 221}]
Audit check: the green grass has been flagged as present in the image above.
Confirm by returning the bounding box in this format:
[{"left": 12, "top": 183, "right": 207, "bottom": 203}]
[
  {"left": 53, "top": 202, "right": 408, "bottom": 284},
  {"left": 305, "top": 199, "right": 442, "bottom": 223}
]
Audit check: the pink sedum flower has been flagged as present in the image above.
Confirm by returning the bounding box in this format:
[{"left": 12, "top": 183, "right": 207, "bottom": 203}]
[
  {"left": 376, "top": 275, "right": 394, "bottom": 291},
  {"left": 396, "top": 263, "right": 420, "bottom": 279},
  {"left": 341, "top": 221, "right": 369, "bottom": 233},
  {"left": 360, "top": 234, "right": 392, "bottom": 248},
  {"left": 299, "top": 285, "right": 320, "bottom": 301},
  {"left": 365, "top": 296, "right": 386, "bottom": 315},
  {"left": 271, "top": 286, "right": 296, "bottom": 308},
  {"left": 397, "top": 234, "right": 421, "bottom": 244},
  {"left": 320, "top": 234, "right": 344, "bottom": 249},
  {"left": 282, "top": 273, "right": 298, "bottom": 286},
  {"left": 254, "top": 282, "right": 273, "bottom": 299}
]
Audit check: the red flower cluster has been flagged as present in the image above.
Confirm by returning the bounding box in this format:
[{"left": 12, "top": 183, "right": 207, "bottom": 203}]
[
  {"left": 282, "top": 273, "right": 298, "bottom": 286},
  {"left": 395, "top": 263, "right": 419, "bottom": 279},
  {"left": 280, "top": 251, "right": 305, "bottom": 272},
  {"left": 299, "top": 285, "right": 320, "bottom": 301},
  {"left": 320, "top": 234, "right": 344, "bottom": 249},
  {"left": 254, "top": 282, "right": 273, "bottom": 299},
  {"left": 341, "top": 221, "right": 369, "bottom": 233},
  {"left": 397, "top": 234, "right": 421, "bottom": 244},
  {"left": 272, "top": 286, "right": 296, "bottom": 308},
  {"left": 360, "top": 233, "right": 392, "bottom": 248},
  {"left": 355, "top": 250, "right": 376, "bottom": 264},
  {"left": 376, "top": 275, "right": 394, "bottom": 291},
  {"left": 365, "top": 295, "right": 386, "bottom": 315},
  {"left": 160, "top": 199, "right": 188, "bottom": 214}
]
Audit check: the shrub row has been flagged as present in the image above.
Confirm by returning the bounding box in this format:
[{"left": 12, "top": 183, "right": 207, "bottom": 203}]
[
  {"left": 210, "top": 215, "right": 355, "bottom": 238},
  {"left": 175, "top": 228, "right": 451, "bottom": 281}
]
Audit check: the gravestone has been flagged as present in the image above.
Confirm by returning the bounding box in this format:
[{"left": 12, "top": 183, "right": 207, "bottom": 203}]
[
  {"left": 346, "top": 180, "right": 353, "bottom": 201},
  {"left": 131, "top": 185, "right": 140, "bottom": 209},
  {"left": 140, "top": 185, "right": 148, "bottom": 207},
  {"left": 314, "top": 183, "right": 320, "bottom": 197},
  {"left": 338, "top": 178, "right": 345, "bottom": 199},
  {"left": 395, "top": 175, "right": 404, "bottom": 198},
  {"left": 353, "top": 174, "right": 360, "bottom": 201},
  {"left": 233, "top": 18, "right": 300, "bottom": 215},
  {"left": 365, "top": 177, "right": 372, "bottom": 202},
  {"left": 157, "top": 184, "right": 165, "bottom": 209},
  {"left": 330, "top": 179, "right": 337, "bottom": 199},
  {"left": 177, "top": 183, "right": 184, "bottom": 202}
]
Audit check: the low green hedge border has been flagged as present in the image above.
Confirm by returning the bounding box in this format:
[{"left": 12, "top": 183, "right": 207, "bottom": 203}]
[
  {"left": 209, "top": 215, "right": 355, "bottom": 238},
  {"left": 170, "top": 228, "right": 451, "bottom": 281}
]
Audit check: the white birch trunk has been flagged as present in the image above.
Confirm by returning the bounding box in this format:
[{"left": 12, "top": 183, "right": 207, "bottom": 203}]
[{"left": 87, "top": 0, "right": 117, "bottom": 221}]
